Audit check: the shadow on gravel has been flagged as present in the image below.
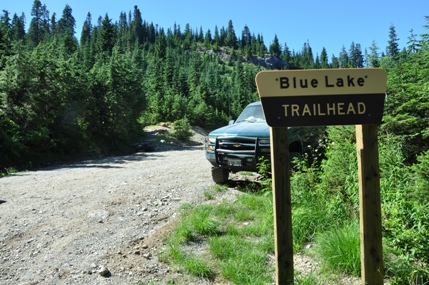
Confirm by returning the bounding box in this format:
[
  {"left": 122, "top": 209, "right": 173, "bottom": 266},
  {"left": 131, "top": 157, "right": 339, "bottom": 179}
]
[
  {"left": 50, "top": 152, "right": 163, "bottom": 169},
  {"left": 0, "top": 200, "right": 6, "bottom": 205},
  {"left": 3, "top": 153, "right": 162, "bottom": 176}
]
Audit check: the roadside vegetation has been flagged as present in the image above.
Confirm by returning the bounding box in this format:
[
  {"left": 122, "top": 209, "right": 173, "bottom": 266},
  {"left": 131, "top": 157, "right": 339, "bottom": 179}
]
[{"left": 161, "top": 128, "right": 429, "bottom": 284}]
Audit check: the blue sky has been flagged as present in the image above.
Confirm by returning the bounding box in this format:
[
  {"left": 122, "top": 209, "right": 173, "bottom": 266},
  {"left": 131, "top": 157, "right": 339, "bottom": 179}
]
[{"left": 3, "top": 0, "right": 428, "bottom": 58}]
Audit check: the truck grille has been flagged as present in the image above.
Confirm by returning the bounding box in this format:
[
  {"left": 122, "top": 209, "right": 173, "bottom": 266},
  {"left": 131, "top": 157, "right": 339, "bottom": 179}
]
[{"left": 216, "top": 136, "right": 258, "bottom": 153}]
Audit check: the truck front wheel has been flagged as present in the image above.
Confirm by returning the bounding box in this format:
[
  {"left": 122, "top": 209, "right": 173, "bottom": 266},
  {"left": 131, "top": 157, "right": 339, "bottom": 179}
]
[{"left": 211, "top": 167, "right": 229, "bottom": 184}]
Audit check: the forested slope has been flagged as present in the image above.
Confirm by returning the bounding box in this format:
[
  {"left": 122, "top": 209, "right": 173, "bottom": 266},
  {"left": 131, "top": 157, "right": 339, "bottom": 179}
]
[{"left": 0, "top": 1, "right": 428, "bottom": 172}]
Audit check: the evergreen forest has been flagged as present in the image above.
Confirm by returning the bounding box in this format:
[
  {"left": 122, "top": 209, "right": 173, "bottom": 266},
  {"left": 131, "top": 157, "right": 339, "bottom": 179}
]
[
  {"left": 1, "top": 1, "right": 426, "bottom": 169},
  {"left": 1, "top": 1, "right": 429, "bottom": 283}
]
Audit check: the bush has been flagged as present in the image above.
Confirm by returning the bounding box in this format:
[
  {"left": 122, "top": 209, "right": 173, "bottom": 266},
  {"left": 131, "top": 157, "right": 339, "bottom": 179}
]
[{"left": 171, "top": 117, "right": 193, "bottom": 142}]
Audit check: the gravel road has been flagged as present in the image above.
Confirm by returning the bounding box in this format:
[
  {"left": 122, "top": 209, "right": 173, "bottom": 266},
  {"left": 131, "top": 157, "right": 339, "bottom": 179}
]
[{"left": 0, "top": 126, "right": 225, "bottom": 285}]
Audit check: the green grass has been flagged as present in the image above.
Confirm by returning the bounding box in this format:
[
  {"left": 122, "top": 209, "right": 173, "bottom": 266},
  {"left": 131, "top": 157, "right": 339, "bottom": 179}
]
[
  {"left": 160, "top": 189, "right": 366, "bottom": 284},
  {"left": 204, "top": 184, "right": 228, "bottom": 199},
  {"left": 161, "top": 193, "right": 275, "bottom": 284},
  {"left": 314, "top": 221, "right": 361, "bottom": 276}
]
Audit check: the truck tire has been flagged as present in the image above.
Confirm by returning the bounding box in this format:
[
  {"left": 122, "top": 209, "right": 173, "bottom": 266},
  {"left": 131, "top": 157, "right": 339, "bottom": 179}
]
[{"left": 211, "top": 167, "right": 229, "bottom": 184}]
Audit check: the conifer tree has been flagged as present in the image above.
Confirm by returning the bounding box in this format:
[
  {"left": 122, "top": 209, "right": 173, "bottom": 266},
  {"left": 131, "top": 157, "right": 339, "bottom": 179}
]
[
  {"left": 80, "top": 13, "right": 92, "bottom": 46},
  {"left": 98, "top": 14, "right": 115, "bottom": 56},
  {"left": 57, "top": 4, "right": 77, "bottom": 54},
  {"left": 0, "top": 15, "right": 11, "bottom": 68},
  {"left": 10, "top": 13, "right": 26, "bottom": 43},
  {"left": 117, "top": 11, "right": 129, "bottom": 51},
  {"left": 269, "top": 34, "right": 282, "bottom": 57},
  {"left": 387, "top": 24, "right": 400, "bottom": 60},
  {"left": 320, "top": 47, "right": 329, "bottom": 68},
  {"left": 406, "top": 29, "right": 421, "bottom": 54},
  {"left": 338, "top": 45, "right": 350, "bottom": 68},
  {"left": 241, "top": 25, "right": 251, "bottom": 49},
  {"left": 301, "top": 41, "right": 314, "bottom": 68},
  {"left": 1, "top": 10, "right": 11, "bottom": 31},
  {"left": 130, "top": 5, "right": 143, "bottom": 45},
  {"left": 204, "top": 29, "right": 212, "bottom": 48},
  {"left": 331, "top": 55, "right": 340, "bottom": 68},
  {"left": 213, "top": 25, "right": 220, "bottom": 48},
  {"left": 367, "top": 40, "right": 380, "bottom": 67},
  {"left": 225, "top": 20, "right": 237, "bottom": 49},
  {"left": 27, "top": 0, "right": 50, "bottom": 47},
  {"left": 349, "top": 42, "right": 364, "bottom": 68}
]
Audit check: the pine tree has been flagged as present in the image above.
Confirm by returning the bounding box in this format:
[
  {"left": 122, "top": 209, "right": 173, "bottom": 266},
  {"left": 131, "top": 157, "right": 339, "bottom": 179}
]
[
  {"left": 241, "top": 25, "right": 251, "bottom": 49},
  {"left": 387, "top": 24, "right": 400, "bottom": 60},
  {"left": 406, "top": 29, "right": 421, "bottom": 54},
  {"left": 320, "top": 47, "right": 329, "bottom": 68},
  {"left": 130, "top": 5, "right": 143, "bottom": 45},
  {"left": 338, "top": 45, "right": 350, "bottom": 68},
  {"left": 27, "top": 0, "right": 50, "bottom": 47},
  {"left": 225, "top": 20, "right": 237, "bottom": 49},
  {"left": 0, "top": 13, "right": 12, "bottom": 68},
  {"left": 301, "top": 41, "right": 314, "bottom": 69},
  {"left": 282, "top": 43, "right": 292, "bottom": 66},
  {"left": 10, "top": 13, "right": 26, "bottom": 43},
  {"left": 57, "top": 5, "right": 75, "bottom": 37},
  {"left": 57, "top": 4, "right": 77, "bottom": 54},
  {"left": 1, "top": 10, "right": 11, "bottom": 31},
  {"left": 183, "top": 23, "right": 193, "bottom": 49},
  {"left": 349, "top": 42, "right": 364, "bottom": 68},
  {"left": 98, "top": 14, "right": 115, "bottom": 56},
  {"left": 367, "top": 40, "right": 380, "bottom": 67},
  {"left": 155, "top": 28, "right": 167, "bottom": 60},
  {"left": 331, "top": 55, "right": 340, "bottom": 68},
  {"left": 50, "top": 13, "right": 57, "bottom": 35},
  {"left": 269, "top": 34, "right": 282, "bottom": 57},
  {"left": 80, "top": 13, "right": 92, "bottom": 46},
  {"left": 204, "top": 29, "right": 212, "bottom": 48}
]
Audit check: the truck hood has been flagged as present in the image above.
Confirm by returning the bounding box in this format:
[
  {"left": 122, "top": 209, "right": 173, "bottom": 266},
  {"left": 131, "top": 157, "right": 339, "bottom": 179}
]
[{"left": 208, "top": 123, "right": 270, "bottom": 138}]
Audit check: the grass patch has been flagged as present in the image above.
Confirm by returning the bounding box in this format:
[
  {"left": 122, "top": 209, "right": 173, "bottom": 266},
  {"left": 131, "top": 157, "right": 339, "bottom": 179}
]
[
  {"left": 314, "top": 220, "right": 361, "bottom": 276},
  {"left": 204, "top": 184, "right": 228, "bottom": 200},
  {"left": 160, "top": 191, "right": 362, "bottom": 284},
  {"left": 161, "top": 193, "right": 274, "bottom": 284}
]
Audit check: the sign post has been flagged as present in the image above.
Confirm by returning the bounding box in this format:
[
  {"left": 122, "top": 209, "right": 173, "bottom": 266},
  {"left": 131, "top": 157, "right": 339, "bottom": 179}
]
[
  {"left": 270, "top": 126, "right": 293, "bottom": 284},
  {"left": 356, "top": 124, "right": 384, "bottom": 284},
  {"left": 255, "top": 68, "right": 387, "bottom": 285}
]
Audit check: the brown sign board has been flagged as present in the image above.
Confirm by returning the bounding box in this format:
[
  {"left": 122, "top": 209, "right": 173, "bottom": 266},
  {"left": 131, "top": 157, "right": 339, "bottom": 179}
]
[{"left": 255, "top": 69, "right": 387, "bottom": 127}]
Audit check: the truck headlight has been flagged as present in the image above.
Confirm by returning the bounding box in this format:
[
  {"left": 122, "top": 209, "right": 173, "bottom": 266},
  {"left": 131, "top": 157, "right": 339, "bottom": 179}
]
[{"left": 205, "top": 137, "right": 216, "bottom": 151}]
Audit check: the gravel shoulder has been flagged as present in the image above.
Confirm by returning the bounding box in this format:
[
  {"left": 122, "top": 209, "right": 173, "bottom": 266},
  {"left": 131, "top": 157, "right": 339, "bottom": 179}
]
[{"left": 0, "top": 126, "right": 228, "bottom": 284}]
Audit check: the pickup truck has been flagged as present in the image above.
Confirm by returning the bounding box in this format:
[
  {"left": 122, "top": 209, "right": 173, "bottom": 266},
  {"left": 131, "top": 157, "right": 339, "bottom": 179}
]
[{"left": 205, "top": 101, "right": 303, "bottom": 184}]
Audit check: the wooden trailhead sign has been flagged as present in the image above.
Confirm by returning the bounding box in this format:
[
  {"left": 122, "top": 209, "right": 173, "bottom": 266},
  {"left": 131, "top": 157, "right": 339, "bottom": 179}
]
[
  {"left": 256, "top": 69, "right": 387, "bottom": 127},
  {"left": 255, "top": 68, "right": 387, "bottom": 285}
]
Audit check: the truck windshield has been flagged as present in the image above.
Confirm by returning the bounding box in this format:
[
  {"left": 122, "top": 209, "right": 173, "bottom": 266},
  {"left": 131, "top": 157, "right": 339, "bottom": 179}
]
[{"left": 235, "top": 104, "right": 266, "bottom": 123}]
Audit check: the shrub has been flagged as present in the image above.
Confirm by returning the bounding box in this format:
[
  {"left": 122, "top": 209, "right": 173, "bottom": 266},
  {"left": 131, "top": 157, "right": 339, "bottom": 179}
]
[{"left": 171, "top": 117, "right": 193, "bottom": 142}]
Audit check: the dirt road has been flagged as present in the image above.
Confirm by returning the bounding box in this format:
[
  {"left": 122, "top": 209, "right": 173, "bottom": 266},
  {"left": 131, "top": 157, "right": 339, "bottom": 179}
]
[{"left": 0, "top": 127, "right": 220, "bottom": 284}]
